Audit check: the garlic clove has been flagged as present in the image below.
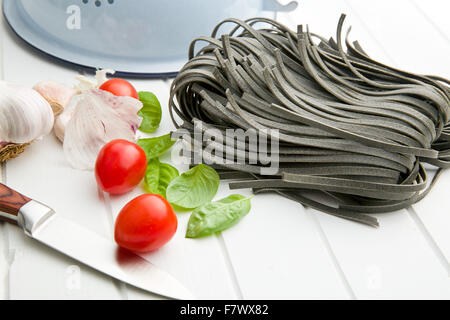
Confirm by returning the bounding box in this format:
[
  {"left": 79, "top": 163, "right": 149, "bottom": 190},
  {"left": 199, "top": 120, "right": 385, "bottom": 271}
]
[
  {"left": 33, "top": 81, "right": 76, "bottom": 116},
  {"left": 55, "top": 88, "right": 142, "bottom": 143},
  {"left": 0, "top": 81, "right": 54, "bottom": 145},
  {"left": 62, "top": 89, "right": 142, "bottom": 170},
  {"left": 89, "top": 89, "right": 142, "bottom": 132}
]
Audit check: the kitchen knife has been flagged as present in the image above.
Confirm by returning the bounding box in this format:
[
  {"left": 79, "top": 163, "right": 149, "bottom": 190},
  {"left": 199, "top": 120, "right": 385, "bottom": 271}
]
[{"left": 0, "top": 183, "right": 194, "bottom": 300}]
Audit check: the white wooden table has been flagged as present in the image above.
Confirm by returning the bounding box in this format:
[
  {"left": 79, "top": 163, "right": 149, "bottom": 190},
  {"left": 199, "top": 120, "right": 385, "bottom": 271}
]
[{"left": 1, "top": 0, "right": 449, "bottom": 300}]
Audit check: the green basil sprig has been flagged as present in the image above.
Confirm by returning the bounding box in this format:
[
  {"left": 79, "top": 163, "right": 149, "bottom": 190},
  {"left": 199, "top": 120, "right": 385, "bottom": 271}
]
[
  {"left": 137, "top": 91, "right": 162, "bottom": 133},
  {"left": 186, "top": 194, "right": 252, "bottom": 238},
  {"left": 144, "top": 158, "right": 179, "bottom": 198},
  {"left": 138, "top": 133, "right": 175, "bottom": 161},
  {"left": 166, "top": 164, "right": 220, "bottom": 209}
]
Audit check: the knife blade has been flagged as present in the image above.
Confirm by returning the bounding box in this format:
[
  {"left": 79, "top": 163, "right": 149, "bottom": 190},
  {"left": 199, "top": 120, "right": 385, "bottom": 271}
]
[{"left": 0, "top": 183, "right": 194, "bottom": 300}]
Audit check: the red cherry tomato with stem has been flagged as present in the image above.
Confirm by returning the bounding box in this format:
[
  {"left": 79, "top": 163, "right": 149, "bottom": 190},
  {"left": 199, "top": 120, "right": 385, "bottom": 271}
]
[
  {"left": 95, "top": 139, "right": 147, "bottom": 195},
  {"left": 100, "top": 79, "right": 139, "bottom": 99},
  {"left": 115, "top": 194, "right": 178, "bottom": 253}
]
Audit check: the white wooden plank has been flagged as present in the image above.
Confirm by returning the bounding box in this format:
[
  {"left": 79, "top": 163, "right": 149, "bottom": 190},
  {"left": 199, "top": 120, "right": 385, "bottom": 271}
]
[
  {"left": 277, "top": 0, "right": 391, "bottom": 64},
  {"left": 346, "top": 0, "right": 450, "bottom": 78},
  {"left": 280, "top": 0, "right": 450, "bottom": 298},
  {"left": 0, "top": 162, "right": 9, "bottom": 300},
  {"left": 2, "top": 22, "right": 125, "bottom": 299},
  {"left": 5, "top": 138, "right": 127, "bottom": 299},
  {"left": 0, "top": 0, "right": 9, "bottom": 300},
  {"left": 412, "top": 169, "right": 450, "bottom": 263},
  {"left": 108, "top": 79, "right": 238, "bottom": 300},
  {"left": 343, "top": 0, "right": 450, "bottom": 296},
  {"left": 1, "top": 18, "right": 236, "bottom": 299},
  {"left": 0, "top": 227, "right": 8, "bottom": 300},
  {"left": 1, "top": 0, "right": 448, "bottom": 300},
  {"left": 314, "top": 208, "right": 450, "bottom": 299},
  {"left": 281, "top": 0, "right": 450, "bottom": 299},
  {"left": 406, "top": 0, "right": 450, "bottom": 267},
  {"left": 221, "top": 188, "right": 351, "bottom": 299},
  {"left": 109, "top": 186, "right": 240, "bottom": 300},
  {"left": 215, "top": 0, "right": 364, "bottom": 300}
]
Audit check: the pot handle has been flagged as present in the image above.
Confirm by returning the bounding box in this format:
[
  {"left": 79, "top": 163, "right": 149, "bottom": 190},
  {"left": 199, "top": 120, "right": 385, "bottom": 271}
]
[{"left": 262, "top": 0, "right": 298, "bottom": 12}]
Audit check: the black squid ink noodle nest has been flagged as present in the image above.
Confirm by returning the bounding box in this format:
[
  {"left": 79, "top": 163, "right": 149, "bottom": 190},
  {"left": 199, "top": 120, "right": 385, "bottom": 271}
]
[{"left": 169, "top": 15, "right": 450, "bottom": 227}]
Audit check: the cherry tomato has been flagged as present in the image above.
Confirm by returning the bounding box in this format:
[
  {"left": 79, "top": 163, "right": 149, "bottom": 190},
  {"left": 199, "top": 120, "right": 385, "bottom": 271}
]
[
  {"left": 115, "top": 194, "right": 178, "bottom": 253},
  {"left": 95, "top": 139, "right": 147, "bottom": 195},
  {"left": 99, "top": 79, "right": 139, "bottom": 99}
]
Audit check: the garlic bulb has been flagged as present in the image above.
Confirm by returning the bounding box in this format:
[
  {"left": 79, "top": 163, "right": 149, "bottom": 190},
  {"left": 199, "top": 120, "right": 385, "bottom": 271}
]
[
  {"left": 62, "top": 89, "right": 142, "bottom": 170},
  {"left": 0, "top": 81, "right": 54, "bottom": 146},
  {"left": 33, "top": 81, "right": 76, "bottom": 116}
]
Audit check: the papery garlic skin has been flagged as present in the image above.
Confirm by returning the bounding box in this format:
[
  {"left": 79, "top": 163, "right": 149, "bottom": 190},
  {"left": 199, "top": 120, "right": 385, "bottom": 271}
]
[
  {"left": 63, "top": 89, "right": 142, "bottom": 170},
  {"left": 95, "top": 69, "right": 115, "bottom": 87},
  {"left": 75, "top": 69, "right": 115, "bottom": 92},
  {"left": 54, "top": 96, "right": 78, "bottom": 142},
  {"left": 33, "top": 81, "right": 76, "bottom": 116},
  {"left": 0, "top": 81, "right": 54, "bottom": 144}
]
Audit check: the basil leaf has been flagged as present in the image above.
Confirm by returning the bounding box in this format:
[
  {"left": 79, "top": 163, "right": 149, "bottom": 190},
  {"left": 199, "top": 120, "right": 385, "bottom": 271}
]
[
  {"left": 186, "top": 194, "right": 252, "bottom": 238},
  {"left": 166, "top": 164, "right": 220, "bottom": 209},
  {"left": 137, "top": 91, "right": 162, "bottom": 133},
  {"left": 144, "top": 158, "right": 179, "bottom": 198},
  {"left": 137, "top": 134, "right": 175, "bottom": 161}
]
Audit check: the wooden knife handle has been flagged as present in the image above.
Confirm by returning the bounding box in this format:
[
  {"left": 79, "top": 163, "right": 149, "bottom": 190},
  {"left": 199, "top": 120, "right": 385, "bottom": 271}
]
[{"left": 0, "top": 183, "right": 32, "bottom": 224}]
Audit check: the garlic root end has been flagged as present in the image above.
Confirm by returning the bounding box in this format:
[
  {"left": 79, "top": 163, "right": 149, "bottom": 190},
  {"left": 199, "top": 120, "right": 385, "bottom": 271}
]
[{"left": 0, "top": 143, "right": 31, "bottom": 162}]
